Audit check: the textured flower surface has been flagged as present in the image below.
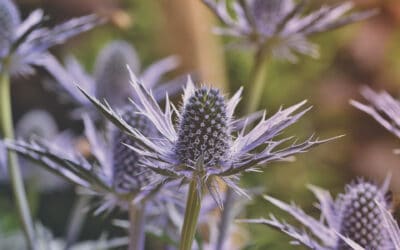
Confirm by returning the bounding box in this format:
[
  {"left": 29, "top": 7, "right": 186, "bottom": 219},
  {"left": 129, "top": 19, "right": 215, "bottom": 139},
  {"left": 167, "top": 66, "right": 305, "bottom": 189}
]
[
  {"left": 203, "top": 0, "right": 376, "bottom": 62},
  {"left": 5, "top": 107, "right": 180, "bottom": 215},
  {"left": 44, "top": 40, "right": 183, "bottom": 112},
  {"left": 0, "top": 0, "right": 101, "bottom": 75},
  {"left": 240, "top": 178, "right": 393, "bottom": 249},
  {"left": 80, "top": 68, "right": 334, "bottom": 206},
  {"left": 351, "top": 87, "right": 400, "bottom": 139}
]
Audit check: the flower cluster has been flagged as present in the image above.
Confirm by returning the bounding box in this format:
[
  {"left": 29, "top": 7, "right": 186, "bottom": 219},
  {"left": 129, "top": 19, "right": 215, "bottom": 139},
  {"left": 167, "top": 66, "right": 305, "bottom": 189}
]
[
  {"left": 203, "top": 0, "right": 376, "bottom": 61},
  {"left": 241, "top": 178, "right": 392, "bottom": 249},
  {"left": 81, "top": 69, "right": 333, "bottom": 207}
]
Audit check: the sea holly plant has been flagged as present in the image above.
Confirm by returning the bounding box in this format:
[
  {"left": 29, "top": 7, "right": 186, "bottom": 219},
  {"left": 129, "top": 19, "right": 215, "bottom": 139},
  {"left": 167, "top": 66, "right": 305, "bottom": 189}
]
[
  {"left": 240, "top": 178, "right": 393, "bottom": 249},
  {"left": 44, "top": 40, "right": 182, "bottom": 117},
  {"left": 203, "top": 0, "right": 377, "bottom": 112},
  {"left": 351, "top": 87, "right": 400, "bottom": 139},
  {"left": 5, "top": 107, "right": 184, "bottom": 250},
  {"left": 78, "top": 68, "right": 337, "bottom": 250},
  {"left": 0, "top": 0, "right": 101, "bottom": 248}
]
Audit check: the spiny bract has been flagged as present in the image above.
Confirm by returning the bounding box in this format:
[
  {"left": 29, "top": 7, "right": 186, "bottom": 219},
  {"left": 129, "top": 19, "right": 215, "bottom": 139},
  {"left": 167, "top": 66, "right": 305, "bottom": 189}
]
[{"left": 241, "top": 179, "right": 393, "bottom": 250}]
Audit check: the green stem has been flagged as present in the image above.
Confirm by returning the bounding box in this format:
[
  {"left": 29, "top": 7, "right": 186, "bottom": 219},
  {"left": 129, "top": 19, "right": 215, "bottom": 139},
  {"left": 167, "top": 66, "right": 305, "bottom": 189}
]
[
  {"left": 179, "top": 179, "right": 202, "bottom": 250},
  {"left": 0, "top": 70, "right": 36, "bottom": 249},
  {"left": 245, "top": 46, "right": 270, "bottom": 114},
  {"left": 65, "top": 196, "right": 90, "bottom": 249},
  {"left": 128, "top": 201, "right": 147, "bottom": 250}
]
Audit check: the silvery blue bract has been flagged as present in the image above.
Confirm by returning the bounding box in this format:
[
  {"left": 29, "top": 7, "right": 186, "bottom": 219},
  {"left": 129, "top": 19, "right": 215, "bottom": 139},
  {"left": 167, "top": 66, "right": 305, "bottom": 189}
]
[
  {"left": 203, "top": 0, "right": 376, "bottom": 62},
  {"left": 242, "top": 179, "right": 393, "bottom": 249},
  {"left": 0, "top": 0, "right": 101, "bottom": 75},
  {"left": 351, "top": 87, "right": 400, "bottom": 139}
]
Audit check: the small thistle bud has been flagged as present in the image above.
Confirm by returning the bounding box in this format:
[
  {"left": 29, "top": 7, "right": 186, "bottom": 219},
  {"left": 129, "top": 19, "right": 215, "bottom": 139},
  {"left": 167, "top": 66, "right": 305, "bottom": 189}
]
[
  {"left": 94, "top": 41, "right": 140, "bottom": 107},
  {"left": 175, "top": 87, "right": 230, "bottom": 167},
  {"left": 0, "top": 0, "right": 20, "bottom": 53},
  {"left": 337, "top": 182, "right": 387, "bottom": 249},
  {"left": 112, "top": 107, "right": 156, "bottom": 194}
]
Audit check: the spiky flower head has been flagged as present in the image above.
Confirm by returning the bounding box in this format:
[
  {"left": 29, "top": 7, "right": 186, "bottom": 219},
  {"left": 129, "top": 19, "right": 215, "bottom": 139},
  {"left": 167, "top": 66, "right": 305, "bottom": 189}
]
[
  {"left": 94, "top": 41, "right": 140, "bottom": 108},
  {"left": 175, "top": 87, "right": 230, "bottom": 168},
  {"left": 112, "top": 107, "right": 157, "bottom": 194},
  {"left": 0, "top": 0, "right": 101, "bottom": 75},
  {"left": 203, "top": 0, "right": 377, "bottom": 62},
  {"left": 80, "top": 69, "right": 333, "bottom": 206},
  {"left": 336, "top": 182, "right": 388, "bottom": 249},
  {"left": 241, "top": 178, "right": 393, "bottom": 249},
  {"left": 351, "top": 87, "right": 400, "bottom": 139}
]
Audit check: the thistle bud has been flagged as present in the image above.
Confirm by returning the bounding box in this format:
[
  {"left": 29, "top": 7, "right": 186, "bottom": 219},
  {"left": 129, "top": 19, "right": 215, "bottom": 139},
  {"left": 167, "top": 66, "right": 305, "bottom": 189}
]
[
  {"left": 112, "top": 107, "right": 156, "bottom": 194},
  {"left": 251, "top": 0, "right": 288, "bottom": 36},
  {"left": 94, "top": 41, "right": 140, "bottom": 108},
  {"left": 337, "top": 182, "right": 388, "bottom": 249},
  {"left": 175, "top": 87, "right": 230, "bottom": 168},
  {"left": 0, "top": 0, "right": 20, "bottom": 55}
]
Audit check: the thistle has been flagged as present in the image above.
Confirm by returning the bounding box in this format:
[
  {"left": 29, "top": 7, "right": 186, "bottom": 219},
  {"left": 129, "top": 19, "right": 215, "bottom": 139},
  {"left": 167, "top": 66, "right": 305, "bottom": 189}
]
[
  {"left": 203, "top": 0, "right": 377, "bottom": 62},
  {"left": 241, "top": 178, "right": 393, "bottom": 249},
  {"left": 0, "top": 0, "right": 101, "bottom": 75},
  {"left": 351, "top": 87, "right": 400, "bottom": 139},
  {"left": 44, "top": 40, "right": 182, "bottom": 112},
  {"left": 80, "top": 69, "right": 335, "bottom": 250}
]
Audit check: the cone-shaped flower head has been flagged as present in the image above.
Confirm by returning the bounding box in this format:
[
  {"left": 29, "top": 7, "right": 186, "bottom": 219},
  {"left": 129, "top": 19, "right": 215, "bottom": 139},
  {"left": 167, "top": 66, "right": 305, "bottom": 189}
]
[
  {"left": 94, "top": 41, "right": 140, "bottom": 108},
  {"left": 336, "top": 182, "right": 388, "bottom": 249},
  {"left": 112, "top": 107, "right": 157, "bottom": 194},
  {"left": 79, "top": 69, "right": 333, "bottom": 206},
  {"left": 0, "top": 0, "right": 101, "bottom": 75},
  {"left": 351, "top": 87, "right": 400, "bottom": 139},
  {"left": 241, "top": 178, "right": 393, "bottom": 249},
  {"left": 175, "top": 87, "right": 230, "bottom": 168},
  {"left": 203, "top": 0, "right": 377, "bottom": 62}
]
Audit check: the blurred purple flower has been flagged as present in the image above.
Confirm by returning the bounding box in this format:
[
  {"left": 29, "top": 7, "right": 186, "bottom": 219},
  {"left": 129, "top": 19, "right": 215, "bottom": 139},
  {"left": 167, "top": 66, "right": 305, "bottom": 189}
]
[
  {"left": 43, "top": 40, "right": 183, "bottom": 113},
  {"left": 241, "top": 178, "right": 393, "bottom": 249},
  {"left": 80, "top": 69, "right": 334, "bottom": 207},
  {"left": 351, "top": 87, "right": 400, "bottom": 139},
  {"left": 0, "top": 0, "right": 101, "bottom": 75},
  {"left": 203, "top": 0, "right": 377, "bottom": 62},
  {"left": 5, "top": 107, "right": 182, "bottom": 216}
]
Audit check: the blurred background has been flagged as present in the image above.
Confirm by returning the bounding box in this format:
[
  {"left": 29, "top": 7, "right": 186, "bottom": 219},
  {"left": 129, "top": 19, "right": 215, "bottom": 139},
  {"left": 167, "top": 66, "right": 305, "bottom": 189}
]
[{"left": 1, "top": 0, "right": 400, "bottom": 249}]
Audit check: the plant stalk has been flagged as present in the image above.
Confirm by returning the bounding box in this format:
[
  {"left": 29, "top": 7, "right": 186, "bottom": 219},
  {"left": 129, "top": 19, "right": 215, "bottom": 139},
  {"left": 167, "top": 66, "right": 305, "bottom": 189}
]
[
  {"left": 0, "top": 70, "right": 36, "bottom": 249},
  {"left": 129, "top": 201, "right": 147, "bottom": 250},
  {"left": 245, "top": 46, "right": 270, "bottom": 114},
  {"left": 179, "top": 179, "right": 202, "bottom": 250},
  {"left": 215, "top": 189, "right": 235, "bottom": 250}
]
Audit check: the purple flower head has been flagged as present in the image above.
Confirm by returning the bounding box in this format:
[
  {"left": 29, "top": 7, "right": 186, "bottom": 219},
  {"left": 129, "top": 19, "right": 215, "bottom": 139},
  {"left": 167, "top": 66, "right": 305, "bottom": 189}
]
[
  {"left": 43, "top": 40, "right": 183, "bottom": 118},
  {"left": 203, "top": 0, "right": 377, "bottom": 62},
  {"left": 80, "top": 68, "right": 334, "bottom": 207},
  {"left": 241, "top": 178, "right": 393, "bottom": 249},
  {"left": 0, "top": 0, "right": 101, "bottom": 75},
  {"left": 5, "top": 106, "right": 180, "bottom": 215}
]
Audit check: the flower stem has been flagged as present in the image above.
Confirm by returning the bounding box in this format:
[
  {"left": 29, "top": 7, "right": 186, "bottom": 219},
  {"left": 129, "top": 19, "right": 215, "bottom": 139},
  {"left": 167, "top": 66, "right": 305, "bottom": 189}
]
[
  {"left": 179, "top": 179, "right": 202, "bottom": 250},
  {"left": 128, "top": 201, "right": 147, "bottom": 250},
  {"left": 0, "top": 70, "right": 36, "bottom": 249},
  {"left": 217, "top": 45, "right": 270, "bottom": 249},
  {"left": 245, "top": 46, "right": 270, "bottom": 114}
]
